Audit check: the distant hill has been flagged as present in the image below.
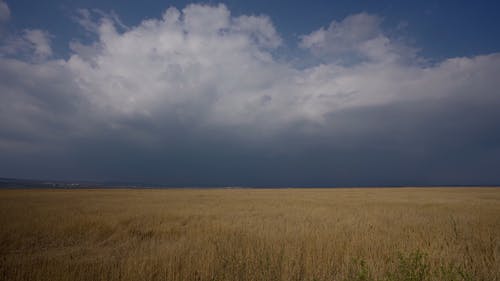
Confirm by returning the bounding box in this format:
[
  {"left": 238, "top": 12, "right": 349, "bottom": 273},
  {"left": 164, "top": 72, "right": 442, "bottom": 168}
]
[
  {"left": 0, "top": 177, "right": 88, "bottom": 188},
  {"left": 0, "top": 177, "right": 159, "bottom": 189}
]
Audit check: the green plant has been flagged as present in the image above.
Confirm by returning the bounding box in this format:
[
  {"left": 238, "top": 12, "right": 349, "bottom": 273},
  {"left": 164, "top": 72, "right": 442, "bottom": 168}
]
[
  {"left": 347, "top": 258, "right": 373, "bottom": 281},
  {"left": 385, "top": 250, "right": 430, "bottom": 281}
]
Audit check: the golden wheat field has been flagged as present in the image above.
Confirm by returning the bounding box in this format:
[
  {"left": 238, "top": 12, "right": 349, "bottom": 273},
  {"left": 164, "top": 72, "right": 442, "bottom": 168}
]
[{"left": 0, "top": 188, "right": 499, "bottom": 281}]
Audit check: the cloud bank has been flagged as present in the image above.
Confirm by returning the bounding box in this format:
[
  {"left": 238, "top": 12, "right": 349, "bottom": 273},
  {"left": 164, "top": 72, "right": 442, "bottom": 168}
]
[
  {"left": 0, "top": 0, "right": 9, "bottom": 23},
  {"left": 1, "top": 4, "right": 500, "bottom": 185}
]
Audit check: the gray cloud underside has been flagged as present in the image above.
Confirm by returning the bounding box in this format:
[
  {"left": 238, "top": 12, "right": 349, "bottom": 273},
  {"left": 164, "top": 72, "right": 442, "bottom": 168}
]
[{"left": 1, "top": 4, "right": 500, "bottom": 185}]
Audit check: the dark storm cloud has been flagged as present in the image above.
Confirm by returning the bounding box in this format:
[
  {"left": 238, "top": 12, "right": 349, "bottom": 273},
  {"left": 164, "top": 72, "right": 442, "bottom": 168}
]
[{"left": 1, "top": 4, "right": 500, "bottom": 185}]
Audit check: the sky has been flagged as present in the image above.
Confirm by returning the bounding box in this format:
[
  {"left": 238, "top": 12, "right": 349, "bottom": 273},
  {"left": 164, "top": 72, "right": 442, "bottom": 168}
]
[{"left": 1, "top": 0, "right": 500, "bottom": 186}]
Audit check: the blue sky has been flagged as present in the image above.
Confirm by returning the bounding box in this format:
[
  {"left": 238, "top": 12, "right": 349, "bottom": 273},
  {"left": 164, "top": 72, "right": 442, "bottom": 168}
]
[
  {"left": 5, "top": 0, "right": 500, "bottom": 60},
  {"left": 1, "top": 0, "right": 500, "bottom": 186}
]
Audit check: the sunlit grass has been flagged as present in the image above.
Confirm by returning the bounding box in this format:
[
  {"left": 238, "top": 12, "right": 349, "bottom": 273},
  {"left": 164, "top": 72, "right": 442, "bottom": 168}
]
[{"left": 0, "top": 187, "right": 498, "bottom": 280}]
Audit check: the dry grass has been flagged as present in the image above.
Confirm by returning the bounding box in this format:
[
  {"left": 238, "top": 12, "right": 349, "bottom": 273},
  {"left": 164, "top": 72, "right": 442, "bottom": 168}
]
[{"left": 0, "top": 188, "right": 499, "bottom": 281}]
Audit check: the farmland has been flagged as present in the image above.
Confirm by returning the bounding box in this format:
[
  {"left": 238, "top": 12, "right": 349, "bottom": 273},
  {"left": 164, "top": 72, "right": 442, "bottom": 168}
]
[{"left": 0, "top": 188, "right": 499, "bottom": 281}]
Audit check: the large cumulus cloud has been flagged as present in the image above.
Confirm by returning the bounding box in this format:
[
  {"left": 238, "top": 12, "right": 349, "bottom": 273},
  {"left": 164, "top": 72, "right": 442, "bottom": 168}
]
[
  {"left": 1, "top": 4, "right": 499, "bottom": 185},
  {"left": 0, "top": 0, "right": 9, "bottom": 23}
]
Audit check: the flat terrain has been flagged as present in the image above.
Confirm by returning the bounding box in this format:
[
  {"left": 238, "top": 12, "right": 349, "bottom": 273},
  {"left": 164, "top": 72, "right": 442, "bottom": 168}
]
[{"left": 0, "top": 188, "right": 499, "bottom": 281}]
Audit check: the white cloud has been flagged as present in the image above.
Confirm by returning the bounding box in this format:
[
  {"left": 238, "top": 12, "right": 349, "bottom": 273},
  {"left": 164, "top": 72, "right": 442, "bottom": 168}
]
[
  {"left": 1, "top": 5, "right": 500, "bottom": 141},
  {"left": 73, "top": 9, "right": 99, "bottom": 33},
  {"left": 0, "top": 0, "right": 9, "bottom": 23},
  {"left": 23, "top": 29, "right": 52, "bottom": 59},
  {"left": 73, "top": 8, "right": 128, "bottom": 34},
  {"left": 300, "top": 13, "right": 415, "bottom": 64},
  {"left": 0, "top": 29, "right": 53, "bottom": 60},
  {"left": 232, "top": 15, "right": 282, "bottom": 48},
  {"left": 65, "top": 4, "right": 289, "bottom": 130}
]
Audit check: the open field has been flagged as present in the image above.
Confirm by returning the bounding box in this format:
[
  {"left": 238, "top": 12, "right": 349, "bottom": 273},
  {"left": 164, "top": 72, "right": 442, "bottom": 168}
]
[{"left": 0, "top": 188, "right": 499, "bottom": 281}]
